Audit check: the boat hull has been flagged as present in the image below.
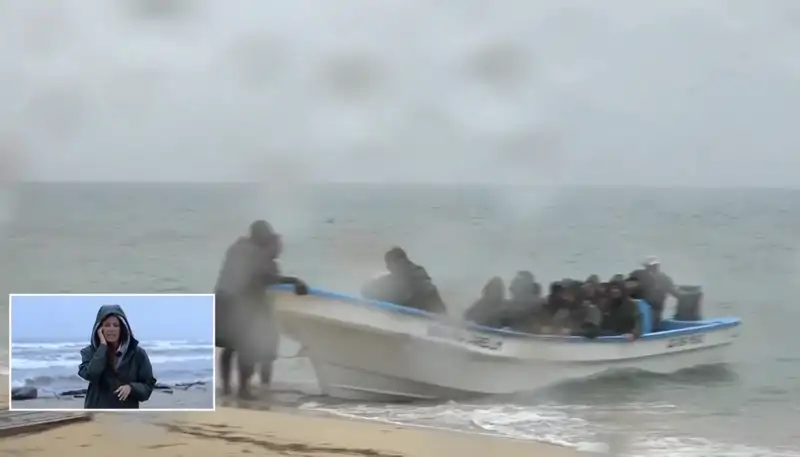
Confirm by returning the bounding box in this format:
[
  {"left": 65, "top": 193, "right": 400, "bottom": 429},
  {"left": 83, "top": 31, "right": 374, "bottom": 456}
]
[{"left": 273, "top": 288, "right": 741, "bottom": 402}]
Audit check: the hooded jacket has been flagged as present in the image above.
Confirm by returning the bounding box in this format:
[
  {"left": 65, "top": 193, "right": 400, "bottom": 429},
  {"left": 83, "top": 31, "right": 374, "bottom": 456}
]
[
  {"left": 463, "top": 277, "right": 506, "bottom": 327},
  {"left": 78, "top": 305, "right": 156, "bottom": 409},
  {"left": 600, "top": 282, "right": 642, "bottom": 336},
  {"left": 361, "top": 260, "right": 447, "bottom": 314},
  {"left": 214, "top": 236, "right": 283, "bottom": 355}
]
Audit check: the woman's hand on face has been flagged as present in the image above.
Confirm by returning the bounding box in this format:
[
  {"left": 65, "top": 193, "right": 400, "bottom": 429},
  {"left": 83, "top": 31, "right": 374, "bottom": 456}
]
[
  {"left": 97, "top": 328, "right": 107, "bottom": 345},
  {"left": 114, "top": 385, "right": 132, "bottom": 401}
]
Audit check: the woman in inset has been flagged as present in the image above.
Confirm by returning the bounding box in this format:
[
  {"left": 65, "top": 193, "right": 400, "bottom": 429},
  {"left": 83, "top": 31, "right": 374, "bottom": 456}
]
[{"left": 78, "top": 304, "right": 156, "bottom": 409}]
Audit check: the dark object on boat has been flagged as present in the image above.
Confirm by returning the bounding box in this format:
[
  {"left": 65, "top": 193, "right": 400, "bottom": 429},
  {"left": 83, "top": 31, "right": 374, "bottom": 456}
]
[
  {"left": 11, "top": 386, "right": 38, "bottom": 401},
  {"left": 674, "top": 285, "right": 703, "bottom": 321}
]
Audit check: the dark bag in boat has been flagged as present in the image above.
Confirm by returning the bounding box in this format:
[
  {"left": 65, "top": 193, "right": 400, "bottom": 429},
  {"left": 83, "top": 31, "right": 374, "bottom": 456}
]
[{"left": 674, "top": 285, "right": 703, "bottom": 321}]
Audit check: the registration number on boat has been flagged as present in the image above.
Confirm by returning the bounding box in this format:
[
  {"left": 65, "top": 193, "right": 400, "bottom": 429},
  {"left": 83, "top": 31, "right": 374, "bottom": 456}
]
[
  {"left": 426, "top": 325, "right": 503, "bottom": 351},
  {"left": 666, "top": 333, "right": 705, "bottom": 349}
]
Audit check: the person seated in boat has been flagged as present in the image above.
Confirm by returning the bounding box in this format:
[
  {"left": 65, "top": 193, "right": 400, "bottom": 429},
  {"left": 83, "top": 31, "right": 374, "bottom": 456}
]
[
  {"left": 594, "top": 281, "right": 609, "bottom": 303},
  {"left": 600, "top": 280, "right": 642, "bottom": 340},
  {"left": 624, "top": 275, "right": 641, "bottom": 298},
  {"left": 518, "top": 280, "right": 556, "bottom": 334},
  {"left": 463, "top": 276, "right": 507, "bottom": 327},
  {"left": 610, "top": 273, "right": 625, "bottom": 283},
  {"left": 360, "top": 247, "right": 447, "bottom": 314},
  {"left": 568, "top": 277, "right": 602, "bottom": 338},
  {"left": 552, "top": 279, "right": 603, "bottom": 338},
  {"left": 580, "top": 275, "right": 602, "bottom": 305},
  {"left": 498, "top": 271, "right": 546, "bottom": 331},
  {"left": 512, "top": 270, "right": 542, "bottom": 299},
  {"left": 627, "top": 256, "right": 679, "bottom": 329},
  {"left": 542, "top": 279, "right": 587, "bottom": 335}
]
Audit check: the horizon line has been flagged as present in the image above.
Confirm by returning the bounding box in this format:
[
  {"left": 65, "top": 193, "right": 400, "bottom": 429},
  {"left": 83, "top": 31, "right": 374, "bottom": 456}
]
[{"left": 8, "top": 180, "right": 800, "bottom": 190}]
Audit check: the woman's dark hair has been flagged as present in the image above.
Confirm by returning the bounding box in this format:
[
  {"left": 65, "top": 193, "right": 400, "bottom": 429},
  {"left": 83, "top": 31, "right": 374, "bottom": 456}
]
[{"left": 102, "top": 314, "right": 129, "bottom": 369}]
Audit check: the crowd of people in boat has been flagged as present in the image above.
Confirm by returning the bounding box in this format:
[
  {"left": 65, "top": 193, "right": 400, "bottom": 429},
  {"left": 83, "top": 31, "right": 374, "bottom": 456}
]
[
  {"left": 213, "top": 220, "right": 681, "bottom": 399},
  {"left": 361, "top": 248, "right": 680, "bottom": 340}
]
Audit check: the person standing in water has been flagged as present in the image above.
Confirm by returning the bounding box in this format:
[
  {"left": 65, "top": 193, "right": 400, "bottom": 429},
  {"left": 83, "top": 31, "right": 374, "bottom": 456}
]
[
  {"left": 214, "top": 220, "right": 308, "bottom": 400},
  {"left": 78, "top": 304, "right": 156, "bottom": 409}
]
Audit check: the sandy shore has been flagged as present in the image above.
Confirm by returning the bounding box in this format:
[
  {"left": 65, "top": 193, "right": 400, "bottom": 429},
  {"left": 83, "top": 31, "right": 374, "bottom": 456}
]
[
  {"left": 2, "top": 406, "right": 586, "bottom": 457},
  {"left": 1, "top": 371, "right": 586, "bottom": 456},
  {"left": 10, "top": 386, "right": 214, "bottom": 410}
]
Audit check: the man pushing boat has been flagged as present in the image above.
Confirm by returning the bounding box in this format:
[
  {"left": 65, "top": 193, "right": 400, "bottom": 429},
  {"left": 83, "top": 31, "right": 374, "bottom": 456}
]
[{"left": 214, "top": 220, "right": 309, "bottom": 400}]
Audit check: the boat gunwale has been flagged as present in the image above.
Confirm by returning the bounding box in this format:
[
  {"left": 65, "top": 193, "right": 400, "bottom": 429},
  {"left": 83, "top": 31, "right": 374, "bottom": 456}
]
[{"left": 273, "top": 285, "right": 741, "bottom": 344}]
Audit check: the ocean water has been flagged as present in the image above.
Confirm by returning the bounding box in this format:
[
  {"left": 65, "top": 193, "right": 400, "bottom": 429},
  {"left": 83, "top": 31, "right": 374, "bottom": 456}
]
[
  {"left": 0, "top": 183, "right": 798, "bottom": 457},
  {"left": 10, "top": 339, "right": 214, "bottom": 394}
]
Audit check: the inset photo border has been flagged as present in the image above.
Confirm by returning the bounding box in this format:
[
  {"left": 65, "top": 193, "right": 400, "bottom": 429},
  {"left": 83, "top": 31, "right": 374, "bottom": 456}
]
[{"left": 9, "top": 293, "right": 215, "bottom": 412}]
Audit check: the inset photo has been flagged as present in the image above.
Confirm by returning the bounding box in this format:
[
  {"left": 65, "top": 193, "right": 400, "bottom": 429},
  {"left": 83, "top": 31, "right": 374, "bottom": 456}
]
[{"left": 9, "top": 293, "right": 215, "bottom": 411}]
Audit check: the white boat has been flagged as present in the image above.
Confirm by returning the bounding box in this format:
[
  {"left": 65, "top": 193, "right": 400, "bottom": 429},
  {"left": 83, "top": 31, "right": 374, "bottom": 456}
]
[{"left": 272, "top": 285, "right": 742, "bottom": 402}]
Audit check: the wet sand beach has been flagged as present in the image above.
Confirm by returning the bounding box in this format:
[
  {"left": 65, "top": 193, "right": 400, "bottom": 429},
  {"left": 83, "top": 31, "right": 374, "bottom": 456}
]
[
  {"left": 1, "top": 406, "right": 585, "bottom": 457},
  {"left": 0, "top": 370, "right": 583, "bottom": 456}
]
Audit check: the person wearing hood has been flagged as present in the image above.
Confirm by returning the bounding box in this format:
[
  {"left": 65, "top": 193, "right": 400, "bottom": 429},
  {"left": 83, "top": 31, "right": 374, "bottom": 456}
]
[
  {"left": 581, "top": 275, "right": 601, "bottom": 304},
  {"left": 463, "top": 276, "right": 507, "bottom": 327},
  {"left": 502, "top": 271, "right": 544, "bottom": 330},
  {"left": 215, "top": 220, "right": 309, "bottom": 400},
  {"left": 627, "top": 256, "right": 679, "bottom": 329},
  {"left": 568, "top": 276, "right": 603, "bottom": 338},
  {"left": 509, "top": 271, "right": 542, "bottom": 302},
  {"left": 78, "top": 304, "right": 156, "bottom": 409},
  {"left": 361, "top": 247, "right": 447, "bottom": 314}
]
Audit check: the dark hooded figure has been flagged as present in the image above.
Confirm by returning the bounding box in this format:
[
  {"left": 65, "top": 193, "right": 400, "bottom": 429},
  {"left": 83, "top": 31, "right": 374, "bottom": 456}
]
[
  {"left": 580, "top": 277, "right": 598, "bottom": 304},
  {"left": 78, "top": 305, "right": 156, "bottom": 409},
  {"left": 214, "top": 220, "right": 309, "bottom": 399},
  {"left": 544, "top": 280, "right": 579, "bottom": 334},
  {"left": 509, "top": 271, "right": 541, "bottom": 302},
  {"left": 600, "top": 280, "right": 642, "bottom": 340},
  {"left": 502, "top": 271, "right": 544, "bottom": 330},
  {"left": 463, "top": 276, "right": 506, "bottom": 327},
  {"left": 543, "top": 279, "right": 602, "bottom": 337},
  {"left": 627, "top": 256, "right": 679, "bottom": 330},
  {"left": 566, "top": 276, "right": 602, "bottom": 338},
  {"left": 361, "top": 247, "right": 447, "bottom": 314}
]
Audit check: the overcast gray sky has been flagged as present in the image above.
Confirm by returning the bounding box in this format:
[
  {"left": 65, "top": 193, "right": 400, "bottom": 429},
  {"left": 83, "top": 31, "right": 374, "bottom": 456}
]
[{"left": 1, "top": 0, "right": 799, "bottom": 186}]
